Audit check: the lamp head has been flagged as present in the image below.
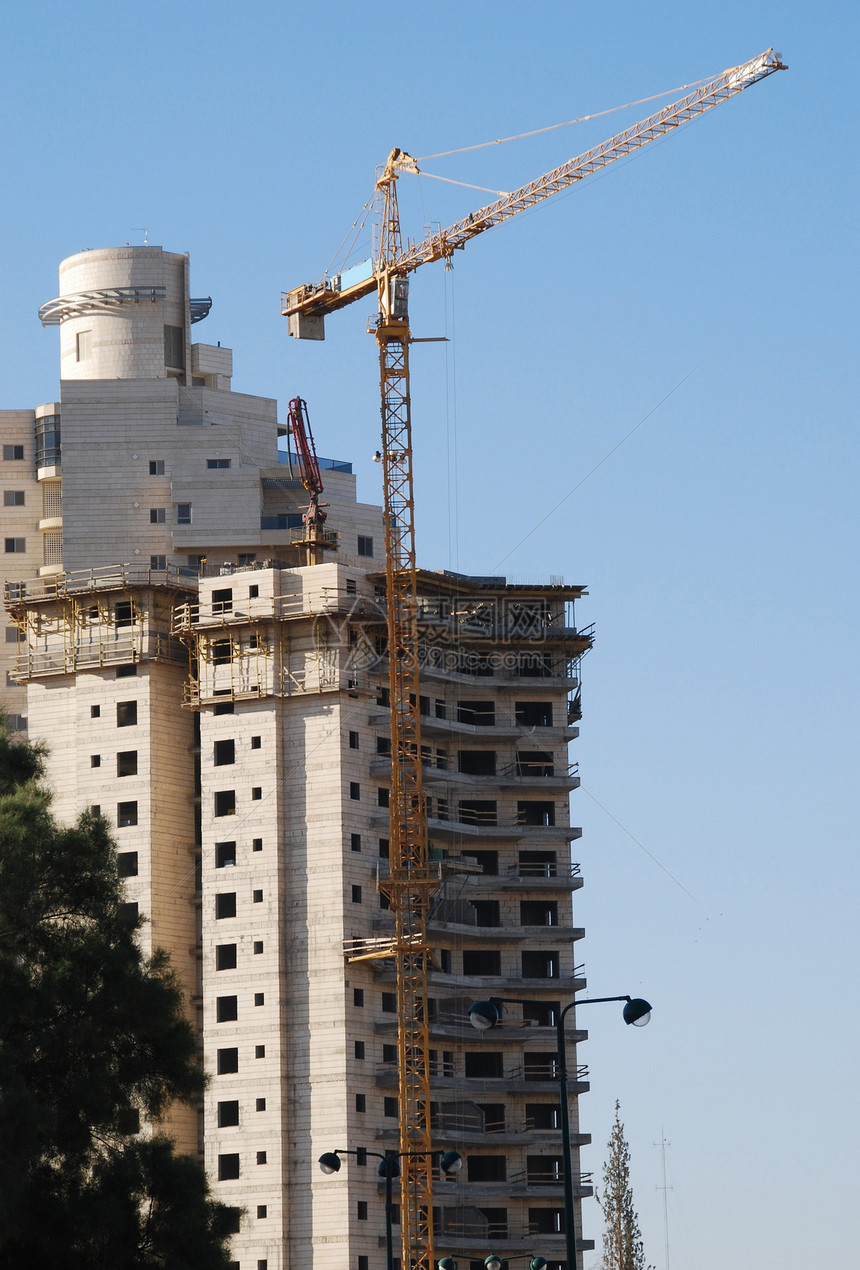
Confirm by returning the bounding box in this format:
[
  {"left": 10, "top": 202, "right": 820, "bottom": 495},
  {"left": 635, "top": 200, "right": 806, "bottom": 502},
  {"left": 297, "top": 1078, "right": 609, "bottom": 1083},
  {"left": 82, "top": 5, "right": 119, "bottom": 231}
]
[
  {"left": 468, "top": 999, "right": 500, "bottom": 1030},
  {"left": 622, "top": 998, "right": 652, "bottom": 1026},
  {"left": 484, "top": 1256, "right": 503, "bottom": 1270},
  {"left": 439, "top": 1150, "right": 463, "bottom": 1177},
  {"left": 318, "top": 1152, "right": 341, "bottom": 1174},
  {"left": 377, "top": 1154, "right": 400, "bottom": 1179},
  {"left": 438, "top": 1259, "right": 457, "bottom": 1270},
  {"left": 530, "top": 1259, "right": 548, "bottom": 1270}
]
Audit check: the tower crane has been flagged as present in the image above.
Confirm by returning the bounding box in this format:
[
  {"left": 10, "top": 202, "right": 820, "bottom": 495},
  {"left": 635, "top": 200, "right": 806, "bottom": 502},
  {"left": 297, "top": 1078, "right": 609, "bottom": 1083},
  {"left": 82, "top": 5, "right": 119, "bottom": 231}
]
[
  {"left": 287, "top": 394, "right": 330, "bottom": 565},
  {"left": 282, "top": 47, "right": 786, "bottom": 1270}
]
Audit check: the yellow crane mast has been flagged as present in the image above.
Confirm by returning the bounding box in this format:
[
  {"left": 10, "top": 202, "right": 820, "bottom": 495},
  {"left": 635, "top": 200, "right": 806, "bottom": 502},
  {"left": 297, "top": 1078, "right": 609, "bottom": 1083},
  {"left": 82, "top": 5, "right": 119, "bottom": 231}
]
[{"left": 282, "top": 47, "right": 785, "bottom": 1270}]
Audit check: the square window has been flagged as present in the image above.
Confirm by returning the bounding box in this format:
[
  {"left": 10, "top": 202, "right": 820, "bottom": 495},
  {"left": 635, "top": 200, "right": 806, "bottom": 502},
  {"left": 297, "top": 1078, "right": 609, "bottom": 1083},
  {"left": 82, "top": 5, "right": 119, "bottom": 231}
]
[
  {"left": 176, "top": 503, "right": 192, "bottom": 525},
  {"left": 379, "top": 838, "right": 390, "bottom": 858},
  {"left": 251, "top": 735, "right": 261, "bottom": 749},
  {"left": 217, "top": 1048, "right": 239, "bottom": 1075},
  {"left": 216, "top": 996, "right": 238, "bottom": 1022},
  {"left": 217, "top": 1153, "right": 240, "bottom": 1180},
  {"left": 377, "top": 788, "right": 390, "bottom": 808},
  {"left": 5, "top": 627, "right": 17, "bottom": 643},
  {"left": 253, "top": 941, "right": 264, "bottom": 955},
  {"left": 76, "top": 330, "right": 92, "bottom": 361},
  {"left": 249, "top": 584, "right": 259, "bottom": 598},
  {"left": 114, "top": 602, "right": 134, "bottom": 628},
  {"left": 214, "top": 739, "right": 235, "bottom": 766},
  {"left": 349, "top": 782, "right": 360, "bottom": 801},
  {"left": 149, "top": 508, "right": 166, "bottom": 524},
  {"left": 90, "top": 805, "right": 101, "bottom": 816},
  {"left": 117, "top": 851, "right": 139, "bottom": 878},
  {"left": 115, "top": 664, "right": 137, "bottom": 678},
  {"left": 213, "top": 702, "right": 234, "bottom": 716},
  {"left": 258, "top": 1262, "right": 268, "bottom": 1270},
  {"left": 357, "top": 535, "right": 374, "bottom": 557},
  {"left": 252, "top": 838, "right": 263, "bottom": 852},
  {"left": 251, "top": 787, "right": 262, "bottom": 800},
  {"left": 256, "top": 1150, "right": 267, "bottom": 1164},
  {"left": 356, "top": 1148, "right": 367, "bottom": 1166},
  {"left": 90, "top": 754, "right": 101, "bottom": 768},
  {"left": 214, "top": 791, "right": 236, "bottom": 817},
  {"left": 5, "top": 539, "right": 26, "bottom": 553},
  {"left": 254, "top": 993, "right": 264, "bottom": 1006},
  {"left": 216, "top": 944, "right": 237, "bottom": 971},
  {"left": 253, "top": 889, "right": 263, "bottom": 903},
  {"left": 349, "top": 730, "right": 360, "bottom": 750},
  {"left": 351, "top": 833, "right": 361, "bottom": 853},
  {"left": 117, "top": 801, "right": 138, "bottom": 827},
  {"left": 3, "top": 445, "right": 24, "bottom": 460},
  {"left": 215, "top": 841, "right": 236, "bottom": 868},
  {"left": 207, "top": 458, "right": 232, "bottom": 469},
  {"left": 256, "top": 1098, "right": 266, "bottom": 1112},
  {"left": 116, "top": 750, "right": 138, "bottom": 777},
  {"left": 3, "top": 491, "right": 25, "bottom": 506},
  {"left": 91, "top": 705, "right": 100, "bottom": 718},
  {"left": 255, "top": 1045, "right": 265, "bottom": 1059},
  {"left": 116, "top": 701, "right": 137, "bottom": 727},
  {"left": 351, "top": 885, "right": 362, "bottom": 904},
  {"left": 149, "top": 459, "right": 165, "bottom": 475},
  {"left": 212, "top": 587, "right": 233, "bottom": 613},
  {"left": 359, "top": 1258, "right": 369, "bottom": 1270},
  {"left": 355, "top": 1041, "right": 365, "bottom": 1059},
  {"left": 257, "top": 1205, "right": 267, "bottom": 1219},
  {"left": 216, "top": 893, "right": 237, "bottom": 919},
  {"left": 355, "top": 1094, "right": 366, "bottom": 1113},
  {"left": 382, "top": 992, "right": 396, "bottom": 1013},
  {"left": 211, "top": 639, "right": 232, "bottom": 665},
  {"left": 346, "top": 578, "right": 357, "bottom": 594},
  {"left": 150, "top": 555, "right": 166, "bottom": 570},
  {"left": 357, "top": 1201, "right": 368, "bottom": 1219},
  {"left": 353, "top": 988, "right": 364, "bottom": 1007},
  {"left": 217, "top": 1100, "right": 239, "bottom": 1127},
  {"left": 383, "top": 1096, "right": 399, "bottom": 1118}
]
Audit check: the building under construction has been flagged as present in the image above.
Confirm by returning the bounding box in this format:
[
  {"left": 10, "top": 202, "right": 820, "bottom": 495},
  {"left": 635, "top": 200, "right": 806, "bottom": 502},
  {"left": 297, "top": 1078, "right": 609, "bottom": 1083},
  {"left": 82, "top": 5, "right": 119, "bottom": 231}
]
[{"left": 2, "top": 245, "right": 593, "bottom": 1270}]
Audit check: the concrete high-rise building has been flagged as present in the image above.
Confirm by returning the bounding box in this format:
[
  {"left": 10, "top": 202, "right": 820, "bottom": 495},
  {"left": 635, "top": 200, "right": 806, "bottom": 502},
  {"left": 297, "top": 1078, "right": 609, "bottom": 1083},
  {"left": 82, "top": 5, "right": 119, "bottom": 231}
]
[{"left": 2, "top": 246, "right": 594, "bottom": 1270}]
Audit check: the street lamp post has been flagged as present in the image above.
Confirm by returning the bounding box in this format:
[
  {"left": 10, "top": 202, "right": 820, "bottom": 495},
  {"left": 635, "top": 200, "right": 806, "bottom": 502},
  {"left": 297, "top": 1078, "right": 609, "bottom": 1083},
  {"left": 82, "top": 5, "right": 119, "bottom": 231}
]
[
  {"left": 468, "top": 994, "right": 652, "bottom": 1270},
  {"left": 320, "top": 1146, "right": 463, "bottom": 1270}
]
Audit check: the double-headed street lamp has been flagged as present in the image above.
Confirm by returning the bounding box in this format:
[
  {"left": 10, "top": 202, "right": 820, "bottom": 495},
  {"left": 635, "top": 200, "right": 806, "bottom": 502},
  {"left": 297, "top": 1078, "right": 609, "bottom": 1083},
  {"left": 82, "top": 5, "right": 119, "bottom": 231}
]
[
  {"left": 319, "top": 1146, "right": 463, "bottom": 1270},
  {"left": 468, "top": 995, "right": 652, "bottom": 1270},
  {"left": 440, "top": 1256, "right": 548, "bottom": 1270}
]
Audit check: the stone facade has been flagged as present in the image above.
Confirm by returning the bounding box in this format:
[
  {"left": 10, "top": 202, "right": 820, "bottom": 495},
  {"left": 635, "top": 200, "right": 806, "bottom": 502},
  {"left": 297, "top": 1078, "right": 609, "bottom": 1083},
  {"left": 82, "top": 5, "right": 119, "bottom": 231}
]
[{"left": 2, "top": 246, "right": 594, "bottom": 1270}]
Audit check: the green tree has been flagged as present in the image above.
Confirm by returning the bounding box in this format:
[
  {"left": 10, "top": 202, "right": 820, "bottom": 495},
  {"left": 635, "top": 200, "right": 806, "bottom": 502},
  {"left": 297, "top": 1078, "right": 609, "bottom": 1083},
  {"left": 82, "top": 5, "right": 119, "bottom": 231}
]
[
  {"left": 595, "top": 1101, "right": 651, "bottom": 1270},
  {"left": 0, "top": 721, "right": 237, "bottom": 1269}
]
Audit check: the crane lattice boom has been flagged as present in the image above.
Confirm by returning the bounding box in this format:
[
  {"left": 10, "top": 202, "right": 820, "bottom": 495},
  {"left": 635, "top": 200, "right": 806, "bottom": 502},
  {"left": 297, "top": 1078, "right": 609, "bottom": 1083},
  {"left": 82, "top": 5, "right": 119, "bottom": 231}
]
[
  {"left": 282, "top": 48, "right": 785, "bottom": 331},
  {"left": 282, "top": 47, "right": 786, "bottom": 1270}
]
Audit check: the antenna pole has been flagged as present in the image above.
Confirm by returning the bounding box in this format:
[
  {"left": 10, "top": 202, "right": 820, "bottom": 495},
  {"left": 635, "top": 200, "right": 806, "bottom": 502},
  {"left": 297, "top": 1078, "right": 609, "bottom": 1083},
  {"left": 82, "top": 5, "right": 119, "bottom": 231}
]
[{"left": 654, "top": 1132, "right": 672, "bottom": 1270}]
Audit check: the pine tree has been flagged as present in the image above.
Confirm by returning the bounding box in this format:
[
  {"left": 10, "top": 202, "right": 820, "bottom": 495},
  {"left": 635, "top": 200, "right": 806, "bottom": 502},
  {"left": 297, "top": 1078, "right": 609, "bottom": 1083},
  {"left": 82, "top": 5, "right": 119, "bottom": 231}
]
[
  {"left": 595, "top": 1101, "right": 651, "bottom": 1270},
  {"left": 0, "top": 719, "right": 238, "bottom": 1269}
]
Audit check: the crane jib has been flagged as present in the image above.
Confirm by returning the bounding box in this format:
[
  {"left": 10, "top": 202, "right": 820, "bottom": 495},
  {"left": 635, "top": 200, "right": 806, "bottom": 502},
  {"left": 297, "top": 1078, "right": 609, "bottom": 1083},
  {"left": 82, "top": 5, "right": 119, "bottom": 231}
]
[{"left": 281, "top": 47, "right": 786, "bottom": 337}]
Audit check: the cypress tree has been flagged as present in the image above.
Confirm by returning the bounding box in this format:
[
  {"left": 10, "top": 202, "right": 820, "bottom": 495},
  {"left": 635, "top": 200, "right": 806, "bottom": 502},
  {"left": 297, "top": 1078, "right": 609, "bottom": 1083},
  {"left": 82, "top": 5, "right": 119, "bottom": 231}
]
[{"left": 596, "top": 1101, "right": 651, "bottom": 1270}]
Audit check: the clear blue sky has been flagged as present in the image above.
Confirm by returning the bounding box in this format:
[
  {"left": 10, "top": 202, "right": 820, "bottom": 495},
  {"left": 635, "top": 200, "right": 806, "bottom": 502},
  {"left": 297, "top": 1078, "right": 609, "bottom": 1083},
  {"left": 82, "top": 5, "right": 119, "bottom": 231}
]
[{"left": 3, "top": 4, "right": 858, "bottom": 1267}]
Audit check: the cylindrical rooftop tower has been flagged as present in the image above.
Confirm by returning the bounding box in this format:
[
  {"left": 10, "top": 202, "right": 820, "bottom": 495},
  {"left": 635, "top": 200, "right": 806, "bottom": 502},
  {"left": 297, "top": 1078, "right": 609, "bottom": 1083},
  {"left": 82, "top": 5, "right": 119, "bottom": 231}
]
[{"left": 39, "top": 246, "right": 210, "bottom": 382}]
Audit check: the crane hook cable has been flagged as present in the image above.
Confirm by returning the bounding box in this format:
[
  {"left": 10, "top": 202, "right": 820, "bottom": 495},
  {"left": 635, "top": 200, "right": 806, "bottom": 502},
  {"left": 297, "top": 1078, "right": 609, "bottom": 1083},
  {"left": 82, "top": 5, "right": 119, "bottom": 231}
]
[
  {"left": 415, "top": 76, "right": 713, "bottom": 162},
  {"left": 491, "top": 365, "right": 699, "bottom": 570}
]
